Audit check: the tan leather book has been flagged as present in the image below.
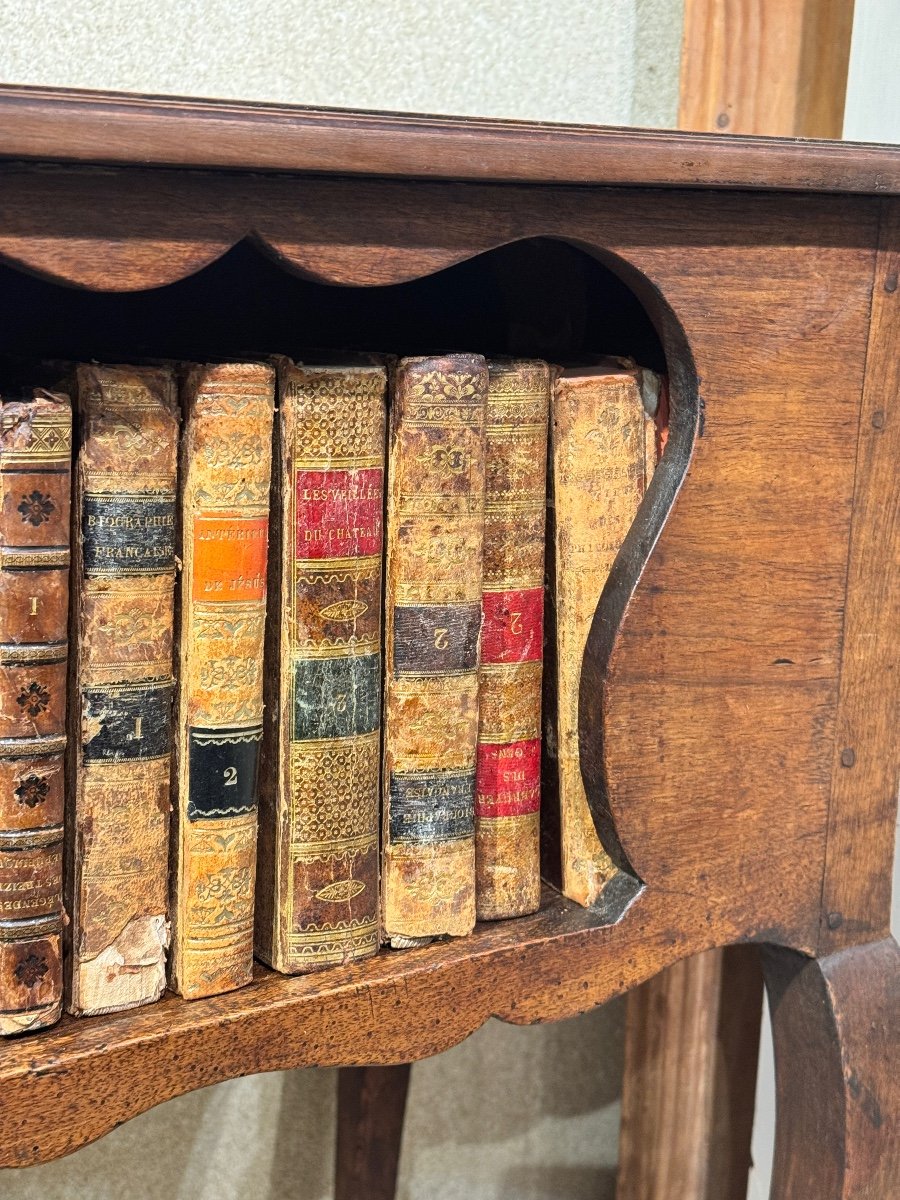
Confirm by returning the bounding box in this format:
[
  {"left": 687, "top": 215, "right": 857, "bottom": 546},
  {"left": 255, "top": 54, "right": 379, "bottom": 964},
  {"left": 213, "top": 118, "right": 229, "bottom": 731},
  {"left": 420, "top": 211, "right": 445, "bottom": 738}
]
[
  {"left": 475, "top": 360, "right": 550, "bottom": 920},
  {"left": 170, "top": 363, "right": 274, "bottom": 998},
  {"left": 256, "top": 360, "right": 385, "bottom": 973},
  {"left": 67, "top": 365, "right": 178, "bottom": 1015},
  {"left": 381, "top": 354, "right": 487, "bottom": 945},
  {"left": 0, "top": 389, "right": 71, "bottom": 1035},
  {"left": 550, "top": 361, "right": 657, "bottom": 907}
]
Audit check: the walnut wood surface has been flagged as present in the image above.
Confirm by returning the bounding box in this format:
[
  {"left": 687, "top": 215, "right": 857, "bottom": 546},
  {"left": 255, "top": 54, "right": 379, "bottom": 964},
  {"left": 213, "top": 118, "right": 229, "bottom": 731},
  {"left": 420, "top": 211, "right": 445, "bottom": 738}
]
[
  {"left": 335, "top": 1065, "right": 410, "bottom": 1200},
  {"left": 618, "top": 946, "right": 762, "bottom": 1200},
  {"left": 0, "top": 83, "right": 899, "bottom": 194},
  {"left": 764, "top": 938, "right": 900, "bottom": 1199},
  {"left": 0, "top": 108, "right": 895, "bottom": 1183},
  {"left": 0, "top": 887, "right": 732, "bottom": 1167},
  {"left": 818, "top": 198, "right": 900, "bottom": 954}
]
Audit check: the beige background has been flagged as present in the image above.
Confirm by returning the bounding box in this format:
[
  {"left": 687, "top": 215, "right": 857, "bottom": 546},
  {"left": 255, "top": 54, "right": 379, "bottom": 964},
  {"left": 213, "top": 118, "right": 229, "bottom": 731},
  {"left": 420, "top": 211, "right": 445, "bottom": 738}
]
[
  {"left": 0, "top": 2, "right": 683, "bottom": 1198},
  {"left": 1, "top": 1, "right": 896, "bottom": 1197}
]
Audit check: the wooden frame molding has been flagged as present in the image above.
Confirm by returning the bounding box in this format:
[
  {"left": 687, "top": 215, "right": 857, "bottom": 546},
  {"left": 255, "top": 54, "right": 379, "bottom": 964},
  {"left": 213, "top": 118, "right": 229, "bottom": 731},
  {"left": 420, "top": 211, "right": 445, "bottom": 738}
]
[{"left": 0, "top": 83, "right": 897, "bottom": 193}]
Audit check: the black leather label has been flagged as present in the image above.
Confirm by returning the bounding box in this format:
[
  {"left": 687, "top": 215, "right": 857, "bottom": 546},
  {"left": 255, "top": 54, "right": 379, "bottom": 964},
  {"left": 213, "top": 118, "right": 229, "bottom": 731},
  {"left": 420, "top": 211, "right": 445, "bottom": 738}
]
[
  {"left": 292, "top": 653, "right": 381, "bottom": 741},
  {"left": 187, "top": 725, "right": 262, "bottom": 820},
  {"left": 388, "top": 769, "right": 475, "bottom": 843},
  {"left": 392, "top": 602, "right": 481, "bottom": 677},
  {"left": 81, "top": 681, "right": 173, "bottom": 762},
  {"left": 82, "top": 493, "right": 176, "bottom": 575}
]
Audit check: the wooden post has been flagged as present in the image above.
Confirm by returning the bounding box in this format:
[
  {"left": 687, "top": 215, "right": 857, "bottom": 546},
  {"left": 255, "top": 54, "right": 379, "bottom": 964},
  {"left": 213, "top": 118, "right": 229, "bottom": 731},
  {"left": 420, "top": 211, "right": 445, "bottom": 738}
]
[
  {"left": 618, "top": 5, "right": 857, "bottom": 1199},
  {"left": 335, "top": 1064, "right": 412, "bottom": 1200},
  {"left": 678, "top": 0, "right": 855, "bottom": 138}
]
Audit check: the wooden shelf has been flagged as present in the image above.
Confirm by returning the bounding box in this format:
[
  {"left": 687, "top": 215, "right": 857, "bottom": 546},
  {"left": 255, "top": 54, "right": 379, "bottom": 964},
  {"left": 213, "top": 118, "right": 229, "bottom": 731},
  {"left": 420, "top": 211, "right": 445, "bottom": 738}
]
[
  {"left": 0, "top": 885, "right": 655, "bottom": 1167},
  {"left": 0, "top": 87, "right": 896, "bottom": 1195}
]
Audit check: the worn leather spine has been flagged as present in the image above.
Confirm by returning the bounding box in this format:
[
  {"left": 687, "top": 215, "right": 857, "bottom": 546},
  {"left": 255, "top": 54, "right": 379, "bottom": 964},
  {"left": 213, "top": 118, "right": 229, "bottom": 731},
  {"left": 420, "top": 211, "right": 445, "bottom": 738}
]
[
  {"left": 382, "top": 355, "right": 487, "bottom": 944},
  {"left": 475, "top": 361, "right": 549, "bottom": 920},
  {"left": 550, "top": 361, "right": 656, "bottom": 907},
  {"left": 170, "top": 363, "right": 274, "bottom": 998},
  {"left": 256, "top": 361, "right": 385, "bottom": 973},
  {"left": 67, "top": 365, "right": 178, "bottom": 1015},
  {"left": 0, "top": 391, "right": 70, "bottom": 1036}
]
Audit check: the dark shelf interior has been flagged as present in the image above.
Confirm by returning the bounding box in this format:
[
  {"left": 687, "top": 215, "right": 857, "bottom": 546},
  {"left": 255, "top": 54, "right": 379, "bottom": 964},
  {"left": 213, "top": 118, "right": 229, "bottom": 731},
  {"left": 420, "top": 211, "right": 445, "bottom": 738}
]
[{"left": 0, "top": 237, "right": 665, "bottom": 372}]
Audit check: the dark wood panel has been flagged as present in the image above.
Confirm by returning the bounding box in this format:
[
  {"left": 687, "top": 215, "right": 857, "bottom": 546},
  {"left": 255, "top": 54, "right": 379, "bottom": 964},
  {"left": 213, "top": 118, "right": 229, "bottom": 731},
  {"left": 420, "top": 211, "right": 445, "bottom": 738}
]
[{"left": 0, "top": 83, "right": 898, "bottom": 193}]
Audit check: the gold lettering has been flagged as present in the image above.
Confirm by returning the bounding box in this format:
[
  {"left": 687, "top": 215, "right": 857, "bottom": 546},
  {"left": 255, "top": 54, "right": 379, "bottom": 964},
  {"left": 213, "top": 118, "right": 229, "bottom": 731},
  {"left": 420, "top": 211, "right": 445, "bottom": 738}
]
[{"left": 433, "top": 628, "right": 449, "bottom": 650}]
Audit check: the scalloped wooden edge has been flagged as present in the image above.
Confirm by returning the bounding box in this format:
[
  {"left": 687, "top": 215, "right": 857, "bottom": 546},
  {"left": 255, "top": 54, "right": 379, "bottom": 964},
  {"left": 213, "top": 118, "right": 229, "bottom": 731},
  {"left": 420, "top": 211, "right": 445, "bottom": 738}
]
[{"left": 0, "top": 883, "right": 799, "bottom": 1167}]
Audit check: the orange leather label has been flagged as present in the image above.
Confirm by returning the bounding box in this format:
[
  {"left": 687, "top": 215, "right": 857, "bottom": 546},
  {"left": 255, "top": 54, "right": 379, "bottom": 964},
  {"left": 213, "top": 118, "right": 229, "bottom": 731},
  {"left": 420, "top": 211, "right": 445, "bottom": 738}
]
[{"left": 192, "top": 515, "right": 268, "bottom": 602}]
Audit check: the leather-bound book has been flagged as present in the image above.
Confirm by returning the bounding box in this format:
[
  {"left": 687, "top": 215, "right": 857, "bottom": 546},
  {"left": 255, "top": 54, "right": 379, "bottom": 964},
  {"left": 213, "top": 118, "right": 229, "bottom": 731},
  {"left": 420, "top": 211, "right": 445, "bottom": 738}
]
[
  {"left": 0, "top": 389, "right": 71, "bottom": 1036},
  {"left": 382, "top": 355, "right": 487, "bottom": 946},
  {"left": 170, "top": 363, "right": 274, "bottom": 998},
  {"left": 475, "top": 360, "right": 549, "bottom": 920},
  {"left": 67, "top": 365, "right": 178, "bottom": 1015},
  {"left": 256, "top": 360, "right": 385, "bottom": 973},
  {"left": 548, "top": 360, "right": 658, "bottom": 907}
]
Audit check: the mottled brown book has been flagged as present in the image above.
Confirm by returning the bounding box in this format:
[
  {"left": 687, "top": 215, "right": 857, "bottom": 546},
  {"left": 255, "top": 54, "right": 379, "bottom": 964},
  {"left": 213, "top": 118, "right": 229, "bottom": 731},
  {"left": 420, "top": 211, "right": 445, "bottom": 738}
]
[
  {"left": 67, "top": 364, "right": 178, "bottom": 1015},
  {"left": 548, "top": 361, "right": 658, "bottom": 907},
  {"left": 256, "top": 360, "right": 385, "bottom": 973},
  {"left": 382, "top": 354, "right": 487, "bottom": 945},
  {"left": 475, "top": 360, "right": 549, "bottom": 920},
  {"left": 0, "top": 390, "right": 71, "bottom": 1036},
  {"left": 170, "top": 363, "right": 274, "bottom": 998}
]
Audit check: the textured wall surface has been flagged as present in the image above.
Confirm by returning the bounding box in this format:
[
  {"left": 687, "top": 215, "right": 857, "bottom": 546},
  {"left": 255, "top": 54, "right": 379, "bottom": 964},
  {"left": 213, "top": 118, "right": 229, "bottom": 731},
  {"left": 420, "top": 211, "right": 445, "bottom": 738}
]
[
  {"left": 0, "top": 2, "right": 683, "bottom": 1198},
  {"left": 0, "top": 0, "right": 683, "bottom": 127}
]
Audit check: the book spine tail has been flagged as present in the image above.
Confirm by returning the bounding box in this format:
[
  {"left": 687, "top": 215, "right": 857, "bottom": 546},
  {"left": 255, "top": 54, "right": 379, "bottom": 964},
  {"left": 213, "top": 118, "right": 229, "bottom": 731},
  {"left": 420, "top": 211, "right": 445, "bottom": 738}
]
[
  {"left": 475, "top": 361, "right": 549, "bottom": 920},
  {"left": 551, "top": 368, "right": 655, "bottom": 908},
  {"left": 171, "top": 364, "right": 274, "bottom": 998},
  {"left": 0, "top": 394, "right": 71, "bottom": 1035},
  {"left": 68, "top": 365, "right": 178, "bottom": 1015},
  {"left": 256, "top": 363, "right": 385, "bottom": 973},
  {"left": 382, "top": 355, "right": 487, "bottom": 943}
]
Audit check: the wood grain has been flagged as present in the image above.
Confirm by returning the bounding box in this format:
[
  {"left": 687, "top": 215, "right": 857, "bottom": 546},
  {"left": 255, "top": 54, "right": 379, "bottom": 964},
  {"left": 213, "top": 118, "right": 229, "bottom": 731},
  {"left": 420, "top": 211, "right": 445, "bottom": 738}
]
[
  {"left": 0, "top": 83, "right": 898, "bottom": 194},
  {"left": 621, "top": 10, "right": 859, "bottom": 1191},
  {"left": 0, "top": 887, "right": 755, "bottom": 1167},
  {"left": 819, "top": 198, "right": 900, "bottom": 952},
  {"left": 679, "top": 0, "right": 855, "bottom": 138},
  {"left": 335, "top": 1066, "right": 411, "bottom": 1200},
  {"left": 618, "top": 947, "right": 762, "bottom": 1200},
  {"left": 0, "top": 109, "right": 893, "bottom": 1189},
  {"left": 764, "top": 938, "right": 900, "bottom": 1198}
]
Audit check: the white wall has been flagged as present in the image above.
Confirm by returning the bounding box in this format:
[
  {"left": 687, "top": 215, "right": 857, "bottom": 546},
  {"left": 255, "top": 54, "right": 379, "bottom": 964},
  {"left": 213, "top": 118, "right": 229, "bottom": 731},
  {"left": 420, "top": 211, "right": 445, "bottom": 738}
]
[
  {"left": 843, "top": 0, "right": 900, "bottom": 143},
  {"left": 0, "top": 4, "right": 684, "bottom": 1199},
  {"left": 0, "top": 0, "right": 683, "bottom": 127}
]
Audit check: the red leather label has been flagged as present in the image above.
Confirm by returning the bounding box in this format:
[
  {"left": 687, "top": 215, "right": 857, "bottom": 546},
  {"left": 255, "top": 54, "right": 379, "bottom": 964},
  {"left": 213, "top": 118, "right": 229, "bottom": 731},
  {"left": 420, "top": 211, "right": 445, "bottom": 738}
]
[
  {"left": 475, "top": 738, "right": 541, "bottom": 817},
  {"left": 295, "top": 468, "right": 383, "bottom": 560},
  {"left": 481, "top": 588, "right": 543, "bottom": 664}
]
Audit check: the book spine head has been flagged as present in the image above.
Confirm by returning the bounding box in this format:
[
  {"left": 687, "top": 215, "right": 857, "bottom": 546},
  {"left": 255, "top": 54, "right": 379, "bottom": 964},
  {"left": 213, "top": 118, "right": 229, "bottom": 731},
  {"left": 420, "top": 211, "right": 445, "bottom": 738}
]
[
  {"left": 476, "top": 361, "right": 549, "bottom": 920},
  {"left": 382, "top": 355, "right": 487, "bottom": 942},
  {"left": 256, "top": 363, "right": 385, "bottom": 974},
  {"left": 171, "top": 363, "right": 274, "bottom": 999},
  {"left": 68, "top": 365, "right": 177, "bottom": 1016},
  {"left": 0, "top": 393, "right": 71, "bottom": 1035}
]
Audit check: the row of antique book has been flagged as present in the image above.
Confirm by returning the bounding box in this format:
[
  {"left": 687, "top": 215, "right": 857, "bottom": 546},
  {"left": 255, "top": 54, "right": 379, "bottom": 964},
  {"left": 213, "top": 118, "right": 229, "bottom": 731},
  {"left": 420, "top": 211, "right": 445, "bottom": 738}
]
[{"left": 0, "top": 353, "right": 664, "bottom": 1035}]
